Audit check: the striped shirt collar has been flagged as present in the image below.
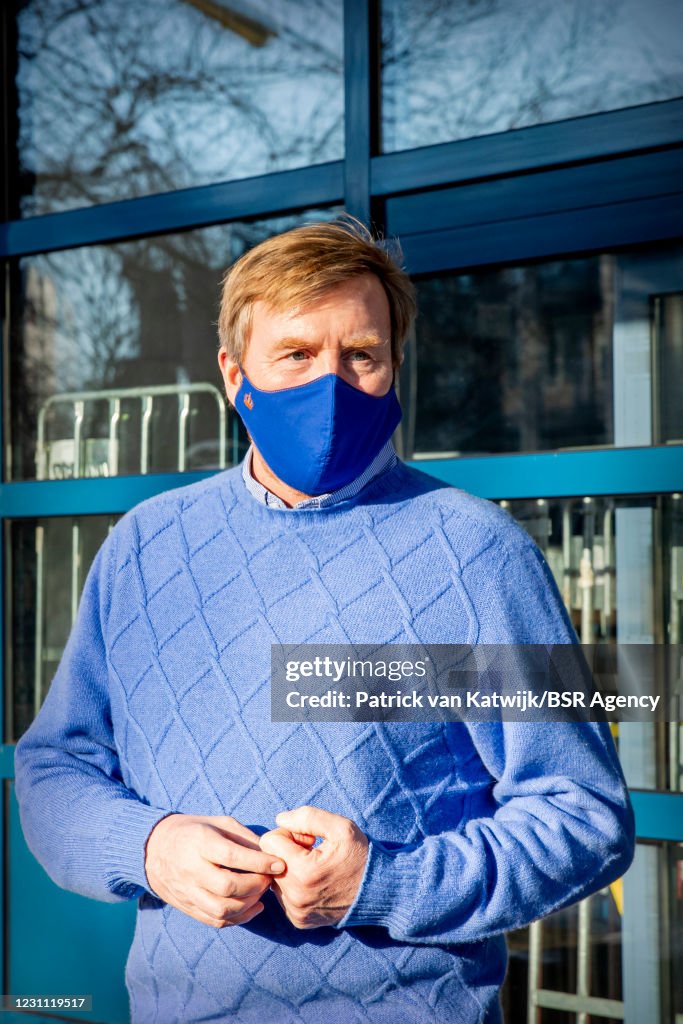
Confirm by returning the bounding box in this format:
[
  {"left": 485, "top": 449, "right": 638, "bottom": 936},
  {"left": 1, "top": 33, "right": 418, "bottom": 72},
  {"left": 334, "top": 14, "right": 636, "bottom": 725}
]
[{"left": 241, "top": 439, "right": 398, "bottom": 510}]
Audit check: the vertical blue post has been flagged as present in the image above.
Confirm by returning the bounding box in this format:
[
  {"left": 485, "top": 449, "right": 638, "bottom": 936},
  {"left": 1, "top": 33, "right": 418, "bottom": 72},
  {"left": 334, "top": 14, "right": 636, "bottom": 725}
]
[
  {"left": 0, "top": 5, "right": 9, "bottom": 982},
  {"left": 343, "top": 0, "right": 377, "bottom": 226}
]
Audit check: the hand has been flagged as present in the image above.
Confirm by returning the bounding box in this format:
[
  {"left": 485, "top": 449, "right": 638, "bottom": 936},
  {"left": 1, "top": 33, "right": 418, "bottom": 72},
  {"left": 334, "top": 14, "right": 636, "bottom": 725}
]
[
  {"left": 259, "top": 806, "right": 369, "bottom": 929},
  {"left": 144, "top": 814, "right": 286, "bottom": 929}
]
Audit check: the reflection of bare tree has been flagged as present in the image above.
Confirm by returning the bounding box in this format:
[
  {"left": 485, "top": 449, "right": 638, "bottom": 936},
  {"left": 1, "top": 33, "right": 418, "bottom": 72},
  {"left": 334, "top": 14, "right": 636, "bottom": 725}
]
[
  {"left": 382, "top": 0, "right": 683, "bottom": 150},
  {"left": 11, "top": 2, "right": 344, "bottom": 477},
  {"left": 15, "top": 0, "right": 343, "bottom": 215},
  {"left": 10, "top": 210, "right": 337, "bottom": 478},
  {"left": 33, "top": 249, "right": 139, "bottom": 392}
]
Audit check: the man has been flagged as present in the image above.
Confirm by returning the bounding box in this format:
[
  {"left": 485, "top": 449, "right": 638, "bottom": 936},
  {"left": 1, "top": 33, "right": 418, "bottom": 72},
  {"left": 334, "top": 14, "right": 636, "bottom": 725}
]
[{"left": 15, "top": 218, "right": 634, "bottom": 1023}]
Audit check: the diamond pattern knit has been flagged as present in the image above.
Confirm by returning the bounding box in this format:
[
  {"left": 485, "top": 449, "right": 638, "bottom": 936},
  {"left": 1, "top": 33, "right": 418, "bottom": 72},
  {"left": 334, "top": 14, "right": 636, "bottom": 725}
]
[{"left": 14, "top": 459, "right": 634, "bottom": 1024}]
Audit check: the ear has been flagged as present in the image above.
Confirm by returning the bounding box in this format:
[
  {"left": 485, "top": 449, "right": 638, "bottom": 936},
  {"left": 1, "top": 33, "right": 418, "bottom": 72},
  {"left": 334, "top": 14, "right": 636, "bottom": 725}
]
[{"left": 217, "top": 346, "right": 242, "bottom": 407}]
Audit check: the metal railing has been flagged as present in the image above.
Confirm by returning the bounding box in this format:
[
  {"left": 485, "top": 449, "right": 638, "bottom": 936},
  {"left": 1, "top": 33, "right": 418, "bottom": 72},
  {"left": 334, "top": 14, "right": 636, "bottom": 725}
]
[
  {"left": 527, "top": 899, "right": 625, "bottom": 1024},
  {"left": 36, "top": 382, "right": 228, "bottom": 479},
  {"left": 33, "top": 382, "right": 230, "bottom": 715}
]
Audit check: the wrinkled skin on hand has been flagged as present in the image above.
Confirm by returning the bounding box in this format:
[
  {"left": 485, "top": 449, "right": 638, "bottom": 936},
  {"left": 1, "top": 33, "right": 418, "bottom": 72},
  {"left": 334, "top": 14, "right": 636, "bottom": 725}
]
[
  {"left": 144, "top": 813, "right": 286, "bottom": 928},
  {"left": 259, "top": 805, "right": 369, "bottom": 929}
]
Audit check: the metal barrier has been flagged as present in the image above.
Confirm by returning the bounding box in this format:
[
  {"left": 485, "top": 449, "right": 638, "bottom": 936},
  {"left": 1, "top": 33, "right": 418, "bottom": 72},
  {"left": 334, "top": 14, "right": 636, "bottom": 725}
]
[
  {"left": 521, "top": 494, "right": 622, "bottom": 1024},
  {"left": 33, "top": 383, "right": 230, "bottom": 715},
  {"left": 526, "top": 901, "right": 625, "bottom": 1024},
  {"left": 36, "top": 382, "right": 228, "bottom": 479}
]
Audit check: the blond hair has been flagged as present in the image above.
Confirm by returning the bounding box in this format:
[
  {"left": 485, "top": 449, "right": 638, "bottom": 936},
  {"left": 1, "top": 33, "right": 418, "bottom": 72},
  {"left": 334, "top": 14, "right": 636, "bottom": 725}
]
[{"left": 217, "top": 216, "right": 416, "bottom": 368}]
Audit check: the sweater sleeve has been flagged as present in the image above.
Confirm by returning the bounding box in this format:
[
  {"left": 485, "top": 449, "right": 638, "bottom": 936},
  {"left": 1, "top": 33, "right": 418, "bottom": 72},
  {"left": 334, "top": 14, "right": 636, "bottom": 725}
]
[
  {"left": 337, "top": 533, "right": 636, "bottom": 944},
  {"left": 13, "top": 524, "right": 171, "bottom": 903}
]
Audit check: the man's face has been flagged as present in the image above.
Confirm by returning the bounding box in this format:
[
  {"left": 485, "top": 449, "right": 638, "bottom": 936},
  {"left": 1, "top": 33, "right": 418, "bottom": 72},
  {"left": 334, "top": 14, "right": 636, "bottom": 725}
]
[{"left": 218, "top": 272, "right": 396, "bottom": 403}]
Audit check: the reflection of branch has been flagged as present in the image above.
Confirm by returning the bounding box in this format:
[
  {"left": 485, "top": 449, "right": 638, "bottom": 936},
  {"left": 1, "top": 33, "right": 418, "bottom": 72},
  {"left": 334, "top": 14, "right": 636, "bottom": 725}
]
[
  {"left": 380, "top": 0, "right": 670, "bottom": 149},
  {"left": 181, "top": 0, "right": 277, "bottom": 47},
  {"left": 16, "top": 0, "right": 343, "bottom": 215}
]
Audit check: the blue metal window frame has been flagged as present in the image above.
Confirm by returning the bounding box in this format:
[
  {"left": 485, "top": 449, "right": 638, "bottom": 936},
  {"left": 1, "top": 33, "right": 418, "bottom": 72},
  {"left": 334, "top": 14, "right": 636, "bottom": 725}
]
[{"left": 0, "top": 10, "right": 681, "bottom": 980}]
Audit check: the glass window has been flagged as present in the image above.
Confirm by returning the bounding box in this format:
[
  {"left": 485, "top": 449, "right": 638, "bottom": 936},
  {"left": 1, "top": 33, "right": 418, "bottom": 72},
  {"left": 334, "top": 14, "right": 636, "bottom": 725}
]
[
  {"left": 10, "top": 0, "right": 343, "bottom": 218},
  {"left": 8, "top": 514, "right": 121, "bottom": 742},
  {"left": 502, "top": 492, "right": 683, "bottom": 793},
  {"left": 654, "top": 292, "right": 683, "bottom": 445},
  {"left": 502, "top": 841, "right": 682, "bottom": 1024},
  {"left": 6, "top": 208, "right": 341, "bottom": 481},
  {"left": 401, "top": 243, "right": 683, "bottom": 458},
  {"left": 381, "top": 0, "right": 683, "bottom": 154}
]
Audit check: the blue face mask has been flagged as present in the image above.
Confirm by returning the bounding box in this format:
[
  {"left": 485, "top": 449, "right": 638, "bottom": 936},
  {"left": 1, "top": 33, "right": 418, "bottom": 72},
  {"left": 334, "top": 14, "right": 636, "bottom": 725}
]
[{"left": 234, "top": 368, "right": 402, "bottom": 495}]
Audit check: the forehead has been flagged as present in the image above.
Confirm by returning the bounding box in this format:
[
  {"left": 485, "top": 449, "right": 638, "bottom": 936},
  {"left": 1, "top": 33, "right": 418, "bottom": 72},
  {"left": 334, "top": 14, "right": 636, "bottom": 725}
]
[{"left": 249, "top": 273, "right": 391, "bottom": 343}]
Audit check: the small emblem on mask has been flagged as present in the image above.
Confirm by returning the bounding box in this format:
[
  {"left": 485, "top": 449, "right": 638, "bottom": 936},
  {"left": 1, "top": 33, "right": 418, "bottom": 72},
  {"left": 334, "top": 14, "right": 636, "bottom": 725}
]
[{"left": 244, "top": 392, "right": 253, "bottom": 409}]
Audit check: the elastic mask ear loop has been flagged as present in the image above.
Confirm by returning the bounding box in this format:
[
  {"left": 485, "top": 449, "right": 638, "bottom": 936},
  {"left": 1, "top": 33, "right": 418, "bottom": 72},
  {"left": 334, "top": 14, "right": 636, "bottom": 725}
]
[{"left": 226, "top": 364, "right": 243, "bottom": 412}]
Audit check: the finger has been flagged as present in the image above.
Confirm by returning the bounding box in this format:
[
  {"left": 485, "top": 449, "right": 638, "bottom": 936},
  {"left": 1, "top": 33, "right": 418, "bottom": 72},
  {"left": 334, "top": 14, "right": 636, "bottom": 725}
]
[
  {"left": 262, "top": 826, "right": 316, "bottom": 848},
  {"left": 202, "top": 866, "right": 271, "bottom": 900},
  {"left": 173, "top": 889, "right": 240, "bottom": 929},
  {"left": 268, "top": 878, "right": 288, "bottom": 914},
  {"left": 188, "top": 898, "right": 263, "bottom": 930},
  {"left": 275, "top": 805, "right": 350, "bottom": 840},
  {"left": 290, "top": 831, "right": 317, "bottom": 847},
  {"left": 228, "top": 900, "right": 264, "bottom": 926},
  {"left": 259, "top": 828, "right": 311, "bottom": 865},
  {"left": 206, "top": 816, "right": 263, "bottom": 850},
  {"left": 201, "top": 832, "right": 285, "bottom": 875},
  {"left": 188, "top": 906, "right": 230, "bottom": 929},
  {"left": 195, "top": 888, "right": 264, "bottom": 923}
]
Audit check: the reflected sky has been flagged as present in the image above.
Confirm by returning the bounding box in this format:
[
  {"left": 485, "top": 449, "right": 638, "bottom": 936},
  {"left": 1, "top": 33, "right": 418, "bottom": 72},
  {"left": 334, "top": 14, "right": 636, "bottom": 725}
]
[
  {"left": 381, "top": 0, "right": 683, "bottom": 152},
  {"left": 13, "top": 0, "right": 344, "bottom": 216}
]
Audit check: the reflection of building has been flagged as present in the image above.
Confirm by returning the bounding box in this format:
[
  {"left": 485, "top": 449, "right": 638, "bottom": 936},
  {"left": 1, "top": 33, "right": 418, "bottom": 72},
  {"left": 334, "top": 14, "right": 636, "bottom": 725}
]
[
  {"left": 2, "top": 1, "right": 683, "bottom": 1022},
  {"left": 411, "top": 258, "right": 619, "bottom": 456},
  {"left": 23, "top": 264, "right": 57, "bottom": 395},
  {"left": 18, "top": 265, "right": 58, "bottom": 473}
]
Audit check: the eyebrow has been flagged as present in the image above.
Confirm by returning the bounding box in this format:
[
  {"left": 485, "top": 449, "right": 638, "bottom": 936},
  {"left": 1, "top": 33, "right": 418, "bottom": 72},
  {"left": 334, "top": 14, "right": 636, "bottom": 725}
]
[{"left": 270, "top": 333, "right": 388, "bottom": 352}]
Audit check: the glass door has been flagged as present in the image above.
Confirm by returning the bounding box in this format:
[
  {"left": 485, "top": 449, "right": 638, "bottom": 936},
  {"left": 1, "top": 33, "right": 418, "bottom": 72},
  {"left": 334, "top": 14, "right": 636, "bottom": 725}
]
[{"left": 390, "top": 230, "right": 683, "bottom": 1023}]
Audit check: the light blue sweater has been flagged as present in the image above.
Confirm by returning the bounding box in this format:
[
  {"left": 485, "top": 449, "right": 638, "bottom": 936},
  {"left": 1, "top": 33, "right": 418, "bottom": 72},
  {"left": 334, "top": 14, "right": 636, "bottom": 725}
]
[{"left": 14, "top": 458, "right": 634, "bottom": 1023}]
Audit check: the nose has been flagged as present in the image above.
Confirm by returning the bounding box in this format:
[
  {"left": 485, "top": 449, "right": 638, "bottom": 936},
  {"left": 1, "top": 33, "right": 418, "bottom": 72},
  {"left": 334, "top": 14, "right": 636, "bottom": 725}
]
[{"left": 315, "top": 350, "right": 345, "bottom": 377}]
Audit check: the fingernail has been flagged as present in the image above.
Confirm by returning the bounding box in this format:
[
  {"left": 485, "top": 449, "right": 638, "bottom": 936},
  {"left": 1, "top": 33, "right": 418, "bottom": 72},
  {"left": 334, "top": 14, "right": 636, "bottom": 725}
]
[{"left": 271, "top": 860, "right": 286, "bottom": 873}]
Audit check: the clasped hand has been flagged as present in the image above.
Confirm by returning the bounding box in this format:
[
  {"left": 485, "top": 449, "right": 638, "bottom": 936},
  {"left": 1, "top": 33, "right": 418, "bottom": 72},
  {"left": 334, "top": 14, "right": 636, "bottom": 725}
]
[
  {"left": 144, "top": 807, "right": 368, "bottom": 931},
  {"left": 259, "top": 806, "right": 369, "bottom": 929},
  {"left": 144, "top": 813, "right": 285, "bottom": 929}
]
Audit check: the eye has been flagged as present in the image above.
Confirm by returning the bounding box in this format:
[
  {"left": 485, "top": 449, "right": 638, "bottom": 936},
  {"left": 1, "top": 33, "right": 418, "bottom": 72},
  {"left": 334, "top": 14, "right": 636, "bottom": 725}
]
[
  {"left": 286, "top": 350, "right": 308, "bottom": 361},
  {"left": 347, "top": 350, "right": 372, "bottom": 361}
]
